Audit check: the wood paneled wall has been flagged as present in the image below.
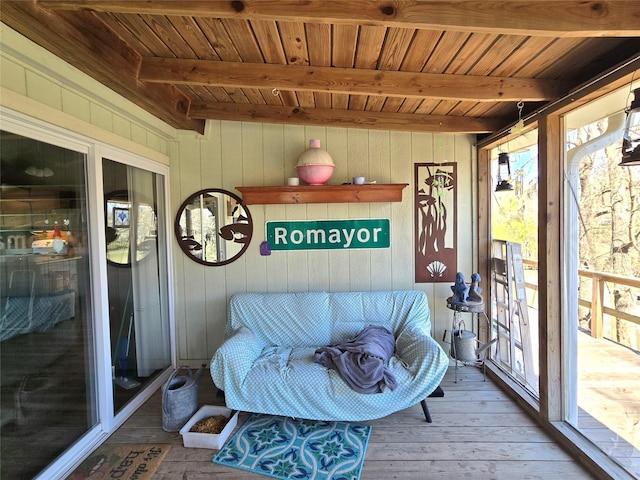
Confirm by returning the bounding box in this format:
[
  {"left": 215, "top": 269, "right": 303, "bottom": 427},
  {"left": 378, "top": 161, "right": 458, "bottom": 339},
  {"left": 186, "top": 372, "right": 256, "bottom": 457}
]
[{"left": 173, "top": 121, "right": 478, "bottom": 364}]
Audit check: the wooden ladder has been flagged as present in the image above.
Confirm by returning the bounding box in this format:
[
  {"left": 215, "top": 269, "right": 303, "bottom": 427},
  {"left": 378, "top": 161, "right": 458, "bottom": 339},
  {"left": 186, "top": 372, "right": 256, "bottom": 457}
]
[{"left": 491, "top": 240, "right": 537, "bottom": 390}]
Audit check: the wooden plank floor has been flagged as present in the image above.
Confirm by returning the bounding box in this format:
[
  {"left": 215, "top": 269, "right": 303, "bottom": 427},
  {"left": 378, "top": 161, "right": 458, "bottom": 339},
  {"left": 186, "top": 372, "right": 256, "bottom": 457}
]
[
  {"left": 577, "top": 332, "right": 640, "bottom": 476},
  {"left": 105, "top": 366, "right": 594, "bottom": 479}
]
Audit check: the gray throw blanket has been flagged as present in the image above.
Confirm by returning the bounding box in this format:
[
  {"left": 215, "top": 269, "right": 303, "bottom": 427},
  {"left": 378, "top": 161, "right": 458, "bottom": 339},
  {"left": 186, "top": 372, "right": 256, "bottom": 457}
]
[{"left": 314, "top": 325, "right": 398, "bottom": 394}]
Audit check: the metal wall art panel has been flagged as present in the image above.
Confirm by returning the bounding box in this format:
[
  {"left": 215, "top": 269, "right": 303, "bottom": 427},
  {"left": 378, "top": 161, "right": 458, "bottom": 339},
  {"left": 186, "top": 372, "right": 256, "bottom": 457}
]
[{"left": 415, "top": 162, "right": 457, "bottom": 283}]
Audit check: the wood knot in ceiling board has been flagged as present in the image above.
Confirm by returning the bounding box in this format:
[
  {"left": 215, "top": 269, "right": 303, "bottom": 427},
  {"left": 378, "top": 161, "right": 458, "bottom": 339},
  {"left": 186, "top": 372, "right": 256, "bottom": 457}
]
[
  {"left": 290, "top": 108, "right": 310, "bottom": 120},
  {"left": 230, "top": 0, "right": 245, "bottom": 13},
  {"left": 380, "top": 5, "right": 396, "bottom": 17},
  {"left": 176, "top": 98, "right": 189, "bottom": 115},
  {"left": 590, "top": 2, "right": 607, "bottom": 17}
]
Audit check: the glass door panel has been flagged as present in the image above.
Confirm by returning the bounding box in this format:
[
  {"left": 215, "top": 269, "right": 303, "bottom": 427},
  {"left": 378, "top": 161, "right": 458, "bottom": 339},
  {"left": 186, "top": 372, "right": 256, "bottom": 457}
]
[
  {"left": 489, "top": 130, "right": 540, "bottom": 398},
  {"left": 564, "top": 89, "right": 640, "bottom": 477},
  {"left": 0, "top": 131, "right": 96, "bottom": 478},
  {"left": 102, "top": 158, "right": 171, "bottom": 412}
]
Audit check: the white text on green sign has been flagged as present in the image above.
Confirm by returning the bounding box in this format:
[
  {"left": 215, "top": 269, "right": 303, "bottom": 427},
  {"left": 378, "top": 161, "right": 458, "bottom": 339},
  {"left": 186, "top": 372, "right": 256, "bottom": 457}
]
[{"left": 266, "top": 219, "right": 390, "bottom": 250}]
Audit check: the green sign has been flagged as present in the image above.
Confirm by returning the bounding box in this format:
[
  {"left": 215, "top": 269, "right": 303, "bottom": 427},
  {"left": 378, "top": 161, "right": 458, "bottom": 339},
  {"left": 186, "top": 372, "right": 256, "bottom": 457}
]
[{"left": 266, "top": 219, "right": 390, "bottom": 251}]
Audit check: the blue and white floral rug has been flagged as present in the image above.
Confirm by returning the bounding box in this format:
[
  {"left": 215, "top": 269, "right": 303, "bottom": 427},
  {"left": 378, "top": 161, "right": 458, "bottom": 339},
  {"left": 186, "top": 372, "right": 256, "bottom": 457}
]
[{"left": 213, "top": 413, "right": 371, "bottom": 480}]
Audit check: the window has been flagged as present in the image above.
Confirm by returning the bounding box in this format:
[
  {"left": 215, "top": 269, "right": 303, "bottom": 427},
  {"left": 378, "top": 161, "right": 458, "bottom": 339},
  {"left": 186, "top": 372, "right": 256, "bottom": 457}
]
[
  {"left": 489, "top": 130, "right": 541, "bottom": 399},
  {"left": 564, "top": 86, "right": 640, "bottom": 477}
]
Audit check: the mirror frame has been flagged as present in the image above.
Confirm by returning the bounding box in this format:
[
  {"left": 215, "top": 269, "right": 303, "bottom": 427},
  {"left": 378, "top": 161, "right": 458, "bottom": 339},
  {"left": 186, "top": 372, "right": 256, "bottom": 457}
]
[{"left": 174, "top": 188, "right": 253, "bottom": 266}]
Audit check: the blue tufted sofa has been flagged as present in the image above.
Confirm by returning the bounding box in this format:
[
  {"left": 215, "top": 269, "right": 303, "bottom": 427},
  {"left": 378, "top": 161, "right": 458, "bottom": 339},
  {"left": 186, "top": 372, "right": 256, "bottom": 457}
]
[{"left": 210, "top": 290, "right": 448, "bottom": 422}]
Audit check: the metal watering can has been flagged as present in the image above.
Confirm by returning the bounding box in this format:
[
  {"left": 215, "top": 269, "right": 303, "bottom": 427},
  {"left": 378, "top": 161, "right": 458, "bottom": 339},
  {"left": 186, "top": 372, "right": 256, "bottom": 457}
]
[
  {"left": 449, "top": 320, "right": 497, "bottom": 364},
  {"left": 451, "top": 327, "right": 479, "bottom": 363},
  {"left": 162, "top": 364, "right": 205, "bottom": 432}
]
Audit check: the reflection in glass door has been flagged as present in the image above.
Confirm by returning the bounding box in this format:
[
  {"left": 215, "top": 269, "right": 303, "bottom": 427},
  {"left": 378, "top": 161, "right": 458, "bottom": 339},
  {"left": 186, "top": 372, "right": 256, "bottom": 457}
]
[
  {"left": 0, "top": 131, "right": 96, "bottom": 478},
  {"left": 102, "top": 158, "right": 171, "bottom": 412}
]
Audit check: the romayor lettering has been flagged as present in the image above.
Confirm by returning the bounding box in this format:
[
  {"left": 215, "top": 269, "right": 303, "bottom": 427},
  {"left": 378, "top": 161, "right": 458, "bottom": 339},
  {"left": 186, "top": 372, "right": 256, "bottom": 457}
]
[{"left": 266, "top": 219, "right": 390, "bottom": 251}]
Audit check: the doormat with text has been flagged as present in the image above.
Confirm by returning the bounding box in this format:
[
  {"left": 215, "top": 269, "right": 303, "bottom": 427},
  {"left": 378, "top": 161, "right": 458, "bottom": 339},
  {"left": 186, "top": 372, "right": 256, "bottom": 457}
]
[{"left": 66, "top": 443, "right": 170, "bottom": 480}]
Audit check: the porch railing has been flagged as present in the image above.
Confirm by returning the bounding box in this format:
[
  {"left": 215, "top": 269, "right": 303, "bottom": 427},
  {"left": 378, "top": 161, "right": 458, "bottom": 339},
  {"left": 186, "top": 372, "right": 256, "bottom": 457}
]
[
  {"left": 578, "top": 268, "right": 640, "bottom": 343},
  {"left": 521, "top": 258, "right": 640, "bottom": 349}
]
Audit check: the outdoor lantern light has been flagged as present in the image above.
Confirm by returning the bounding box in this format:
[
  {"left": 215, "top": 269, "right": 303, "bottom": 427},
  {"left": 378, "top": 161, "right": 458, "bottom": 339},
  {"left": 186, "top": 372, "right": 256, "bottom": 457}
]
[
  {"left": 621, "top": 87, "right": 640, "bottom": 166},
  {"left": 495, "top": 152, "right": 514, "bottom": 192}
]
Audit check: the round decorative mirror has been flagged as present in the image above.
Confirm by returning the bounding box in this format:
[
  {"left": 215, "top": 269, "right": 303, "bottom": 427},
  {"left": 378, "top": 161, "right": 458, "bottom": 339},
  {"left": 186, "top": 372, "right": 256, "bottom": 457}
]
[
  {"left": 105, "top": 190, "right": 158, "bottom": 266},
  {"left": 175, "top": 189, "right": 252, "bottom": 266}
]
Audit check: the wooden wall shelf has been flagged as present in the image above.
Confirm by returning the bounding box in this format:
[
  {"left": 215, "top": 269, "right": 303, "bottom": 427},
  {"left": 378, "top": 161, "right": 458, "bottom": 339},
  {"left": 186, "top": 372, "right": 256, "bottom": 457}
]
[{"left": 237, "top": 184, "right": 408, "bottom": 205}]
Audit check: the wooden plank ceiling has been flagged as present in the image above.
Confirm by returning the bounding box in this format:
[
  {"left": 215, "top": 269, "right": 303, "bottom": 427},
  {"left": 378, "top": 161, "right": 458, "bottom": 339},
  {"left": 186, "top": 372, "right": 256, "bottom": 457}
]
[{"left": 2, "top": 1, "right": 640, "bottom": 136}]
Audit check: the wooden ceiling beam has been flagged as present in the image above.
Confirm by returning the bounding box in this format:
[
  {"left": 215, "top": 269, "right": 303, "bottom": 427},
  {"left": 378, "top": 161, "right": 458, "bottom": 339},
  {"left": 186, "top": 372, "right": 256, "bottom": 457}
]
[
  {"left": 189, "top": 102, "right": 504, "bottom": 133},
  {"left": 140, "top": 58, "right": 564, "bottom": 102},
  {"left": 39, "top": 1, "right": 640, "bottom": 38},
  {"left": 2, "top": 1, "right": 205, "bottom": 133}
]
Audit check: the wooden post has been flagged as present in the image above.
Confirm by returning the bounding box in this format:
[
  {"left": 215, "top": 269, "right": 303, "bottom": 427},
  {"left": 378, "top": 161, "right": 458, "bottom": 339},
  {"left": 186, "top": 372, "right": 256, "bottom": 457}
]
[
  {"left": 590, "top": 275, "right": 604, "bottom": 339},
  {"left": 538, "top": 114, "right": 563, "bottom": 423},
  {"left": 477, "top": 148, "right": 492, "bottom": 346}
]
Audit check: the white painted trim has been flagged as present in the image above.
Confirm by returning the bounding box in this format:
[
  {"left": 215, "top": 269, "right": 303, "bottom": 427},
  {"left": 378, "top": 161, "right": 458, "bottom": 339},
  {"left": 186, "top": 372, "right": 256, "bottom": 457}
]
[
  {"left": 1, "top": 88, "right": 172, "bottom": 164},
  {"left": 0, "top": 106, "right": 91, "bottom": 154},
  {"left": 33, "top": 425, "right": 109, "bottom": 480},
  {"left": 88, "top": 143, "right": 115, "bottom": 432},
  {"left": 98, "top": 143, "right": 171, "bottom": 176}
]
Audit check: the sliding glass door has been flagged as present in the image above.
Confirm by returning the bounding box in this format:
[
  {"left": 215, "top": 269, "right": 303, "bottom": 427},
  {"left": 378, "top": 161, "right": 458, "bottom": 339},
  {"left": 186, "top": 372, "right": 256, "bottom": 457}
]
[
  {"left": 0, "top": 130, "right": 97, "bottom": 478},
  {"left": 0, "top": 112, "right": 174, "bottom": 479},
  {"left": 103, "top": 158, "right": 171, "bottom": 412}
]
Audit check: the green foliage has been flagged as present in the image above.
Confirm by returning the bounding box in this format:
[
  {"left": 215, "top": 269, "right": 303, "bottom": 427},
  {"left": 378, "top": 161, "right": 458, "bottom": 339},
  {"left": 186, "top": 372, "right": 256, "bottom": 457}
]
[{"left": 492, "top": 182, "right": 538, "bottom": 260}]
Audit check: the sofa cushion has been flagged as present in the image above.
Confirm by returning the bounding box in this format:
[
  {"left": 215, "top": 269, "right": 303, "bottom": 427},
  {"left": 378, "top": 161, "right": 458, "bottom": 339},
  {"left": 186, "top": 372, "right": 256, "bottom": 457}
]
[
  {"left": 226, "top": 292, "right": 332, "bottom": 347},
  {"left": 226, "top": 291, "right": 432, "bottom": 346},
  {"left": 239, "top": 346, "right": 416, "bottom": 421}
]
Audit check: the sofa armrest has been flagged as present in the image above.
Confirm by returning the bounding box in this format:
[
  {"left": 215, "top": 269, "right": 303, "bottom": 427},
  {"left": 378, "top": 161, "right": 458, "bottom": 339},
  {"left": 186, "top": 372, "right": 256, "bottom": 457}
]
[
  {"left": 395, "top": 326, "right": 446, "bottom": 377},
  {"left": 210, "top": 327, "right": 265, "bottom": 392}
]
